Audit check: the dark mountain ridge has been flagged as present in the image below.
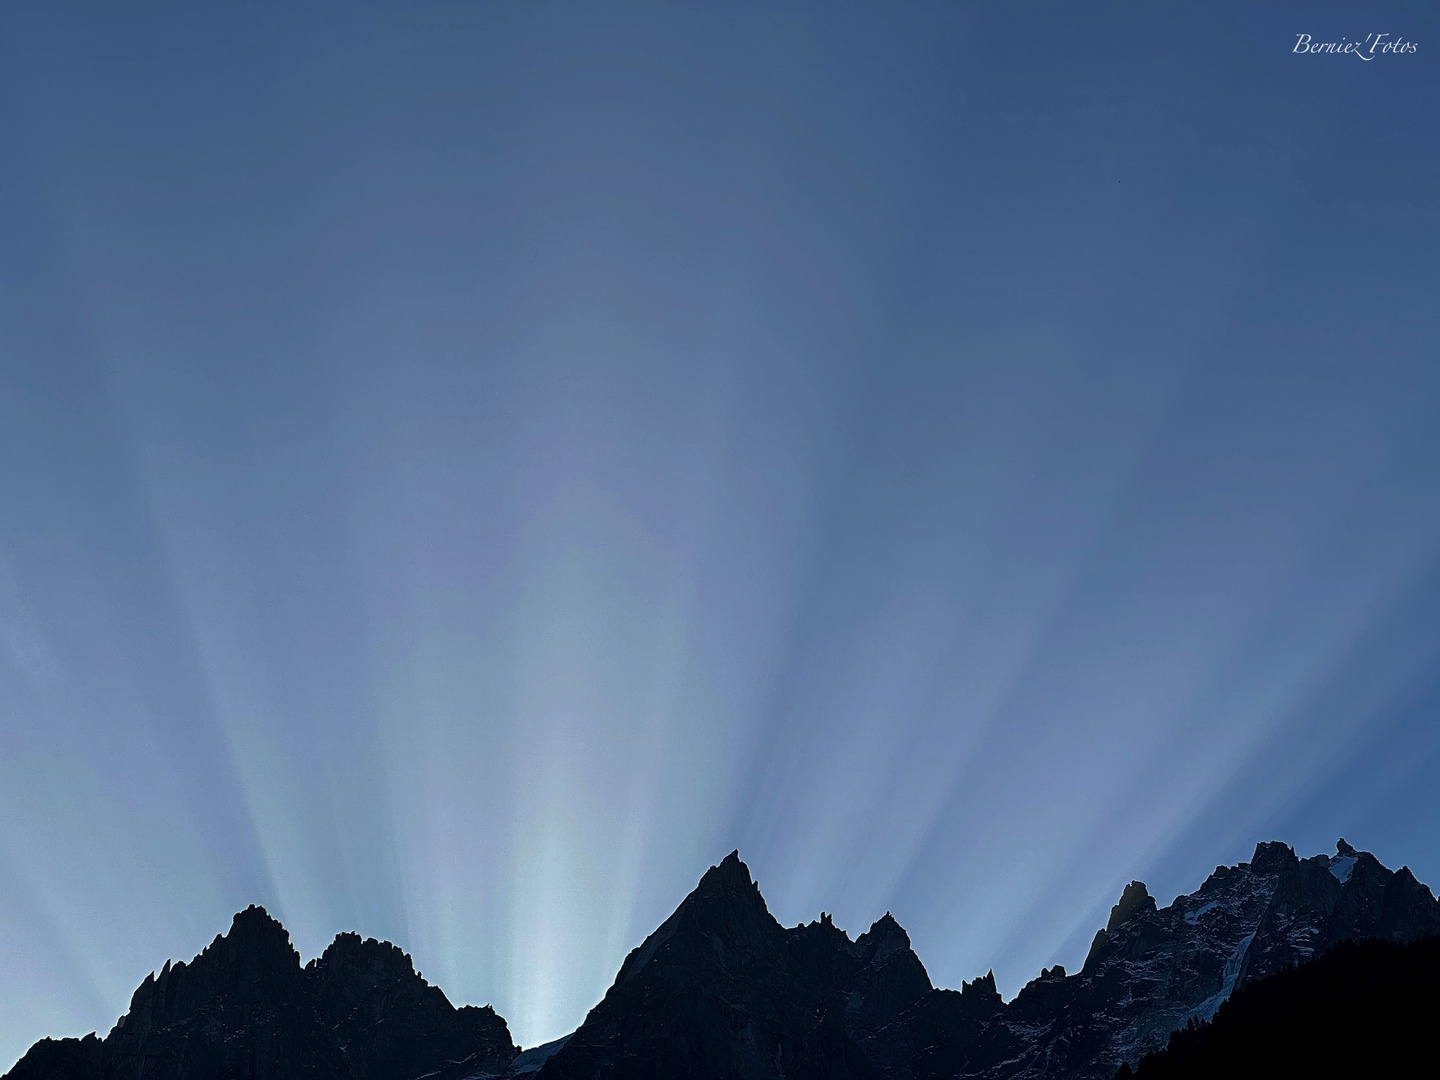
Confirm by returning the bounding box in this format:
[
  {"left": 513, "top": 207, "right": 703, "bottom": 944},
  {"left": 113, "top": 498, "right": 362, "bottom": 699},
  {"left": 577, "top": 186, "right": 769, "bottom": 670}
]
[
  {"left": 1115, "top": 933, "right": 1440, "bottom": 1080},
  {"left": 7, "top": 840, "right": 1437, "bottom": 1080},
  {"left": 530, "top": 839, "right": 1440, "bottom": 1080},
  {"left": 7, "top": 905, "right": 516, "bottom": 1080}
]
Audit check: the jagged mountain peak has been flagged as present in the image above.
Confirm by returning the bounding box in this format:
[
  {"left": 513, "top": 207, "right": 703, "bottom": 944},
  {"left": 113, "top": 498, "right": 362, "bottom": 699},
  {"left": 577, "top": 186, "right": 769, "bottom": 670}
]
[
  {"left": 612, "top": 851, "right": 781, "bottom": 988},
  {"left": 1107, "top": 880, "right": 1157, "bottom": 932},
  {"left": 673, "top": 850, "right": 776, "bottom": 935},
  {"left": 679, "top": 849, "right": 772, "bottom": 922},
  {"left": 696, "top": 849, "right": 759, "bottom": 895},
  {"left": 208, "top": 903, "right": 296, "bottom": 954},
  {"left": 205, "top": 903, "right": 301, "bottom": 973},
  {"left": 1248, "top": 839, "right": 1296, "bottom": 873},
  {"left": 960, "top": 969, "right": 1000, "bottom": 1002},
  {"left": 8, "top": 905, "right": 517, "bottom": 1080},
  {"left": 855, "top": 911, "right": 912, "bottom": 958},
  {"left": 1084, "top": 878, "right": 1159, "bottom": 968},
  {"left": 115, "top": 903, "right": 304, "bottom": 1035},
  {"left": 307, "top": 929, "right": 425, "bottom": 987},
  {"left": 229, "top": 902, "right": 285, "bottom": 932},
  {"left": 538, "top": 852, "right": 935, "bottom": 1080}
]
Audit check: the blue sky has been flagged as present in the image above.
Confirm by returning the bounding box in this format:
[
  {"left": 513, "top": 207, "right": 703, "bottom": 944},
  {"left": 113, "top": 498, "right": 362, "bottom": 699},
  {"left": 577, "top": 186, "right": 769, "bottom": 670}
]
[{"left": 2, "top": 1, "right": 1438, "bottom": 1065}]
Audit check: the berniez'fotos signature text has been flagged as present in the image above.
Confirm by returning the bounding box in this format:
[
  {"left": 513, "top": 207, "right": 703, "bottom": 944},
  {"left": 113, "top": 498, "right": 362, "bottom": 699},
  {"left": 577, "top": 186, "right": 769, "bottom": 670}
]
[{"left": 1294, "top": 33, "right": 1417, "bottom": 58}]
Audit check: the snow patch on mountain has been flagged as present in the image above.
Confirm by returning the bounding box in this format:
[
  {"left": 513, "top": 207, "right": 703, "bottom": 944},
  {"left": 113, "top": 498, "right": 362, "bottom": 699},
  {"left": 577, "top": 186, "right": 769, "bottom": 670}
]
[
  {"left": 1183, "top": 901, "right": 1218, "bottom": 924},
  {"left": 1328, "top": 855, "right": 1356, "bottom": 882},
  {"left": 1190, "top": 929, "right": 1257, "bottom": 1022}
]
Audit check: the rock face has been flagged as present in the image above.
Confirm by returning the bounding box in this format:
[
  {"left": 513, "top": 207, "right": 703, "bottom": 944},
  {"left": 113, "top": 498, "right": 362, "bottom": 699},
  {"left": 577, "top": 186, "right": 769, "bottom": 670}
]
[
  {"left": 5, "top": 906, "right": 517, "bottom": 1080},
  {"left": 530, "top": 840, "right": 1440, "bottom": 1080},
  {"left": 308, "top": 930, "right": 514, "bottom": 1080},
  {"left": 920, "top": 837, "right": 1440, "bottom": 1079},
  {"left": 1122, "top": 933, "right": 1440, "bottom": 1079},
  {"left": 534, "top": 851, "right": 934, "bottom": 1080},
  {"left": 6, "top": 840, "right": 1437, "bottom": 1080}
]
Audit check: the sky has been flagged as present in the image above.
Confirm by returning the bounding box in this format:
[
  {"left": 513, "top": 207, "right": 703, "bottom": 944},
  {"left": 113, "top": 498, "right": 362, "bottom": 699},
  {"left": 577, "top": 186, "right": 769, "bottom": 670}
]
[{"left": 2, "top": 0, "right": 1438, "bottom": 1067}]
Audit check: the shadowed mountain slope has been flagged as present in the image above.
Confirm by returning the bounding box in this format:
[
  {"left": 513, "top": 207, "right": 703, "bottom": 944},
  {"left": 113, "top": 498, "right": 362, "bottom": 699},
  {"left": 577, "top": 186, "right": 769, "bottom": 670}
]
[{"left": 1116, "top": 933, "right": 1440, "bottom": 1080}]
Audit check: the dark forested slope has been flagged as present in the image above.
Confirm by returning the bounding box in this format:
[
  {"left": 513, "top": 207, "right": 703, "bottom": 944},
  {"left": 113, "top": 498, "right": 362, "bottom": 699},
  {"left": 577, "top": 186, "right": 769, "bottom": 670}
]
[{"left": 1118, "top": 933, "right": 1440, "bottom": 1080}]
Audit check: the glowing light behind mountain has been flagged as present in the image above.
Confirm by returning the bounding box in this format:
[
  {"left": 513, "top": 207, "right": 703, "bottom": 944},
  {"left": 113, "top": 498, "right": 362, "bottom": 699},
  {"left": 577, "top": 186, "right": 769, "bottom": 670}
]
[{"left": 2, "top": 3, "right": 1438, "bottom": 1068}]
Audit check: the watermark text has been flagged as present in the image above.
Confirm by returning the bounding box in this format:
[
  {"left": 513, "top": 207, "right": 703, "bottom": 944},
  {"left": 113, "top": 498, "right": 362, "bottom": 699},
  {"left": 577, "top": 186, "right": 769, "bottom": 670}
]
[{"left": 1294, "top": 33, "right": 1418, "bottom": 58}]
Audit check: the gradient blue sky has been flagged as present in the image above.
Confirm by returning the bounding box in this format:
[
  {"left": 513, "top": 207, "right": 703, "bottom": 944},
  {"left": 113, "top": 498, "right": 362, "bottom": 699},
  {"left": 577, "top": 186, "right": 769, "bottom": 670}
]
[{"left": 2, "top": 1, "right": 1438, "bottom": 1066}]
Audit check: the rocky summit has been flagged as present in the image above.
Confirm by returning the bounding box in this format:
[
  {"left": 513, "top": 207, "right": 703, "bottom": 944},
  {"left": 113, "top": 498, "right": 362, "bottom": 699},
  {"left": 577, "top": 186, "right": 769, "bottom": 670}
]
[
  {"left": 5, "top": 905, "right": 516, "bottom": 1080},
  {"left": 533, "top": 851, "right": 933, "bottom": 1080},
  {"left": 6, "top": 840, "right": 1438, "bottom": 1080}
]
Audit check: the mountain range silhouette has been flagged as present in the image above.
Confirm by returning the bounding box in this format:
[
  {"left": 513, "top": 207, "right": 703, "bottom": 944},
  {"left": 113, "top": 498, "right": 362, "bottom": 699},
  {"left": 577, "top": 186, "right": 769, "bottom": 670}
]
[{"left": 7, "top": 839, "right": 1438, "bottom": 1080}]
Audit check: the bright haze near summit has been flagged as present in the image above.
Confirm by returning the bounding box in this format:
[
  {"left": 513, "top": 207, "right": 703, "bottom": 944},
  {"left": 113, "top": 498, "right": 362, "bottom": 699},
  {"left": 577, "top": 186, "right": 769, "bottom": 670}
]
[{"left": 2, "top": 2, "right": 1438, "bottom": 1069}]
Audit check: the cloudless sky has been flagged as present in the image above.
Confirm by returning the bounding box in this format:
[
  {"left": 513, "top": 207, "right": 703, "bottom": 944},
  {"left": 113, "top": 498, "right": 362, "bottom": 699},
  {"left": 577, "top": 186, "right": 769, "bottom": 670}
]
[{"left": 2, "top": 1, "right": 1438, "bottom": 1066}]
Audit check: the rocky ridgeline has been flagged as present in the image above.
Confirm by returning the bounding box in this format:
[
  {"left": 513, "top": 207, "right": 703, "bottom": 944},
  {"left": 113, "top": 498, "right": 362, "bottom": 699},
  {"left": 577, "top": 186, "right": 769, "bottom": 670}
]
[
  {"left": 526, "top": 840, "right": 1440, "bottom": 1080},
  {"left": 7, "top": 840, "right": 1438, "bottom": 1080},
  {"left": 6, "top": 906, "right": 516, "bottom": 1080}
]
